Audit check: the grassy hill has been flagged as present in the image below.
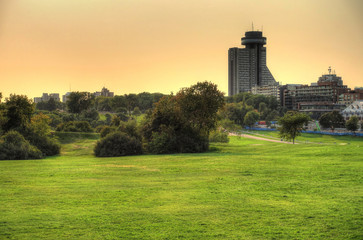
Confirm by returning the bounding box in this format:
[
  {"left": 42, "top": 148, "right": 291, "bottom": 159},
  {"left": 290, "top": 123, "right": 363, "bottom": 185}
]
[{"left": 0, "top": 133, "right": 362, "bottom": 239}]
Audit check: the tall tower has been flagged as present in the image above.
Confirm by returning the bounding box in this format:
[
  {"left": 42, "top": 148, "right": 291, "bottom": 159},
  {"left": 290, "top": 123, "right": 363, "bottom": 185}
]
[{"left": 228, "top": 31, "right": 276, "bottom": 96}]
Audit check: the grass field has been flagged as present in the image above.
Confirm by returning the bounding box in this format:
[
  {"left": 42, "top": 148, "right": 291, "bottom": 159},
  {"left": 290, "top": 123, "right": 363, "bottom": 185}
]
[{"left": 0, "top": 133, "right": 362, "bottom": 239}]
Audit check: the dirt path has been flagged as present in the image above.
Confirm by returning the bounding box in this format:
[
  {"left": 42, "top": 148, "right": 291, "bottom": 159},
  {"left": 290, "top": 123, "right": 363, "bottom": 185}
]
[{"left": 229, "top": 133, "right": 295, "bottom": 144}]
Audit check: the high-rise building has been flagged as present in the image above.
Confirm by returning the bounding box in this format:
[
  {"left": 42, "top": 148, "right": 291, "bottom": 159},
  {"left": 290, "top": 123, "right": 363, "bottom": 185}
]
[{"left": 228, "top": 31, "right": 276, "bottom": 96}]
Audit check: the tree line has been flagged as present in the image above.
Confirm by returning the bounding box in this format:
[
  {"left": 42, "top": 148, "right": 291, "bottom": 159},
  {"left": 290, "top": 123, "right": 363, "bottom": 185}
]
[{"left": 1, "top": 83, "right": 362, "bottom": 159}]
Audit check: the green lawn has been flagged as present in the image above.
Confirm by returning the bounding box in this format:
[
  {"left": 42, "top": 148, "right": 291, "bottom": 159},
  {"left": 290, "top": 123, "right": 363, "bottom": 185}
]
[{"left": 0, "top": 134, "right": 362, "bottom": 239}]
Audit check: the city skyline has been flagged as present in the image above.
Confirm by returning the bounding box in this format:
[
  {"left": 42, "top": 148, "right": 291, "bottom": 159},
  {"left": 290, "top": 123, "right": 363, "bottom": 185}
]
[{"left": 0, "top": 0, "right": 362, "bottom": 99}]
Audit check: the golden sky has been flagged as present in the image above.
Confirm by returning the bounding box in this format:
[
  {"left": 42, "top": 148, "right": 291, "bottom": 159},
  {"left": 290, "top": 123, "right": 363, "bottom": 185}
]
[{"left": 0, "top": 0, "right": 362, "bottom": 99}]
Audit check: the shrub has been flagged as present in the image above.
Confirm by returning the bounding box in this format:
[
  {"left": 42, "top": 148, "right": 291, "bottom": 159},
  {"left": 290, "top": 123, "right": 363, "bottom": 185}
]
[
  {"left": 95, "top": 125, "right": 105, "bottom": 133},
  {"left": 0, "top": 131, "right": 42, "bottom": 160},
  {"left": 146, "top": 124, "right": 209, "bottom": 154},
  {"left": 209, "top": 130, "right": 229, "bottom": 143},
  {"left": 56, "top": 121, "right": 93, "bottom": 132},
  {"left": 94, "top": 132, "right": 143, "bottom": 157},
  {"left": 26, "top": 133, "right": 60, "bottom": 157},
  {"left": 100, "top": 126, "right": 116, "bottom": 138},
  {"left": 118, "top": 120, "right": 141, "bottom": 140}
]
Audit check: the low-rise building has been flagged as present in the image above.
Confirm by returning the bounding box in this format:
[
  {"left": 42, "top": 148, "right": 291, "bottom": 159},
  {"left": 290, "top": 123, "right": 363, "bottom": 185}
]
[
  {"left": 94, "top": 87, "right": 114, "bottom": 97},
  {"left": 34, "top": 93, "right": 60, "bottom": 103},
  {"left": 341, "top": 100, "right": 363, "bottom": 120},
  {"left": 338, "top": 88, "right": 363, "bottom": 105},
  {"left": 298, "top": 102, "right": 346, "bottom": 119},
  {"left": 251, "top": 83, "right": 280, "bottom": 102}
]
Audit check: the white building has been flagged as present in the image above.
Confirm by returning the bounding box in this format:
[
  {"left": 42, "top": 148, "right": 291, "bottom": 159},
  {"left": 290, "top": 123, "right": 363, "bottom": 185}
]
[{"left": 341, "top": 100, "right": 363, "bottom": 120}]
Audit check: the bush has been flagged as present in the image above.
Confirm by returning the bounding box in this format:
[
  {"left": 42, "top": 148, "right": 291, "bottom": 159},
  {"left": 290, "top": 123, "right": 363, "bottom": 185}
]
[
  {"left": 26, "top": 133, "right": 60, "bottom": 157},
  {"left": 0, "top": 131, "right": 42, "bottom": 160},
  {"left": 94, "top": 132, "right": 143, "bottom": 157},
  {"left": 146, "top": 125, "right": 209, "bottom": 154},
  {"left": 117, "top": 120, "right": 141, "bottom": 140},
  {"left": 100, "top": 126, "right": 116, "bottom": 138},
  {"left": 56, "top": 121, "right": 93, "bottom": 132},
  {"left": 209, "top": 130, "right": 229, "bottom": 143}
]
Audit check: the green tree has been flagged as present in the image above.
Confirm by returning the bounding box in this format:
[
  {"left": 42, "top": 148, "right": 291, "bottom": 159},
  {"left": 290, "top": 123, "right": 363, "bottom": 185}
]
[
  {"left": 3, "top": 94, "right": 34, "bottom": 132},
  {"left": 244, "top": 111, "right": 260, "bottom": 128},
  {"left": 346, "top": 116, "right": 359, "bottom": 134},
  {"left": 176, "top": 81, "right": 225, "bottom": 134},
  {"left": 30, "top": 113, "right": 51, "bottom": 136},
  {"left": 36, "top": 98, "right": 63, "bottom": 111},
  {"left": 137, "top": 92, "right": 153, "bottom": 112},
  {"left": 220, "top": 102, "right": 253, "bottom": 126},
  {"left": 142, "top": 81, "right": 225, "bottom": 154},
  {"left": 278, "top": 111, "right": 310, "bottom": 144},
  {"left": 132, "top": 107, "right": 141, "bottom": 116},
  {"left": 265, "top": 110, "right": 279, "bottom": 127},
  {"left": 66, "top": 92, "right": 95, "bottom": 114},
  {"left": 110, "top": 95, "right": 127, "bottom": 112},
  {"left": 125, "top": 94, "right": 138, "bottom": 116},
  {"left": 319, "top": 111, "right": 345, "bottom": 131},
  {"left": 94, "top": 96, "right": 112, "bottom": 111}
]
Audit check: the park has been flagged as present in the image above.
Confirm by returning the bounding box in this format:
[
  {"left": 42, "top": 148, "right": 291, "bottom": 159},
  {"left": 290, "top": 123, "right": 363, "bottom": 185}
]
[{"left": 0, "top": 131, "right": 362, "bottom": 239}]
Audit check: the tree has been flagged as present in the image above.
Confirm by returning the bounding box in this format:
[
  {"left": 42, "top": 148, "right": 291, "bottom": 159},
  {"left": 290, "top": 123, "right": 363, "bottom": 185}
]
[
  {"left": 265, "top": 110, "right": 279, "bottom": 127},
  {"left": 66, "top": 92, "right": 95, "bottom": 114},
  {"left": 278, "top": 111, "right": 310, "bottom": 144},
  {"left": 346, "top": 116, "right": 359, "bottom": 134},
  {"left": 319, "top": 111, "right": 345, "bottom": 131},
  {"left": 244, "top": 110, "right": 260, "bottom": 128},
  {"left": 125, "top": 94, "right": 138, "bottom": 116},
  {"left": 3, "top": 94, "right": 34, "bottom": 132},
  {"left": 176, "top": 81, "right": 225, "bottom": 134},
  {"left": 141, "top": 81, "right": 225, "bottom": 154},
  {"left": 30, "top": 113, "right": 51, "bottom": 136},
  {"left": 259, "top": 102, "right": 267, "bottom": 116},
  {"left": 137, "top": 92, "right": 154, "bottom": 112},
  {"left": 219, "top": 102, "right": 253, "bottom": 126},
  {"left": 94, "top": 96, "right": 112, "bottom": 111},
  {"left": 36, "top": 97, "right": 61, "bottom": 111},
  {"left": 132, "top": 107, "right": 141, "bottom": 116},
  {"left": 111, "top": 95, "right": 127, "bottom": 112}
]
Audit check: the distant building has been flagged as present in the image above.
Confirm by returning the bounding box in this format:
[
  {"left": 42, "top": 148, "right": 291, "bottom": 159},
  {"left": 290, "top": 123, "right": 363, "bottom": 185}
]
[
  {"left": 298, "top": 102, "right": 346, "bottom": 119},
  {"left": 94, "top": 87, "right": 114, "bottom": 98},
  {"left": 338, "top": 88, "right": 363, "bottom": 105},
  {"left": 280, "top": 84, "right": 302, "bottom": 110},
  {"left": 341, "top": 100, "right": 363, "bottom": 120},
  {"left": 228, "top": 31, "right": 277, "bottom": 96},
  {"left": 62, "top": 92, "right": 71, "bottom": 103},
  {"left": 34, "top": 93, "right": 60, "bottom": 103},
  {"left": 279, "top": 68, "right": 351, "bottom": 119},
  {"left": 251, "top": 83, "right": 280, "bottom": 101}
]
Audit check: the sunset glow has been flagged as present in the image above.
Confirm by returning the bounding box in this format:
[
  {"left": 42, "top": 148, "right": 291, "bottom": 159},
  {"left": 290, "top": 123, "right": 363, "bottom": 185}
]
[{"left": 0, "top": 0, "right": 362, "bottom": 99}]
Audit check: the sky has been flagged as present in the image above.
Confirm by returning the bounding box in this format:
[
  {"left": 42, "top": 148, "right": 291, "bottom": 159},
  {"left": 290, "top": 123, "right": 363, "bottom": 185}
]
[{"left": 0, "top": 0, "right": 362, "bottom": 99}]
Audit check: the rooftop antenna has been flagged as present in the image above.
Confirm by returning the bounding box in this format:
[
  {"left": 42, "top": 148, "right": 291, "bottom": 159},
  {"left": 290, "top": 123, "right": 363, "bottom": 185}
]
[{"left": 328, "top": 66, "right": 331, "bottom": 74}]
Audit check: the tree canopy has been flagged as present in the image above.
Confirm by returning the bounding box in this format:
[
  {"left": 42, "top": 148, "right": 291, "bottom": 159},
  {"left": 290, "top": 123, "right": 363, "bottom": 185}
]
[
  {"left": 319, "top": 111, "right": 345, "bottom": 131},
  {"left": 142, "top": 81, "right": 225, "bottom": 154},
  {"left": 66, "top": 92, "right": 95, "bottom": 114},
  {"left": 346, "top": 116, "right": 359, "bottom": 134},
  {"left": 278, "top": 111, "right": 310, "bottom": 144}
]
